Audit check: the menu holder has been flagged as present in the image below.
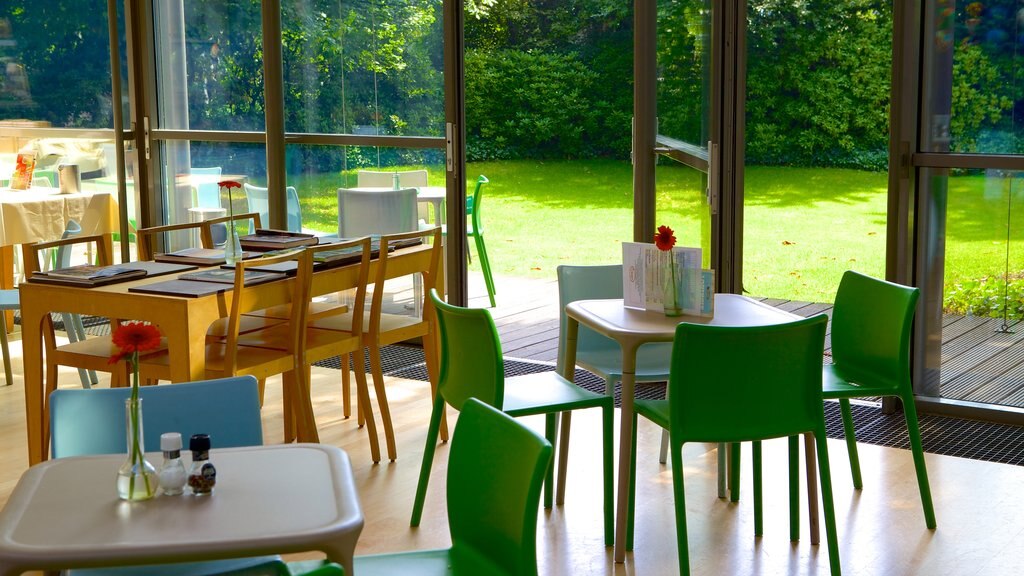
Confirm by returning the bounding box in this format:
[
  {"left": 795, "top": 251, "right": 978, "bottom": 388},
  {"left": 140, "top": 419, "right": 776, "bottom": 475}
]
[
  {"left": 154, "top": 247, "right": 260, "bottom": 267},
  {"left": 127, "top": 279, "right": 234, "bottom": 298},
  {"left": 29, "top": 264, "right": 147, "bottom": 287},
  {"left": 622, "top": 242, "right": 713, "bottom": 316},
  {"left": 239, "top": 229, "right": 319, "bottom": 251},
  {"left": 178, "top": 268, "right": 287, "bottom": 286}
]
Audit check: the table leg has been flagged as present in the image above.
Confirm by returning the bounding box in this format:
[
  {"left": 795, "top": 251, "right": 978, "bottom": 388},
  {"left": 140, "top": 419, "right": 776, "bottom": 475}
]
[
  {"left": 0, "top": 245, "right": 13, "bottom": 332},
  {"left": 165, "top": 314, "right": 208, "bottom": 383},
  {"left": 804, "top": 433, "right": 820, "bottom": 545},
  {"left": 20, "top": 295, "right": 45, "bottom": 465},
  {"left": 555, "top": 319, "right": 578, "bottom": 504},
  {"left": 614, "top": 347, "right": 639, "bottom": 563}
]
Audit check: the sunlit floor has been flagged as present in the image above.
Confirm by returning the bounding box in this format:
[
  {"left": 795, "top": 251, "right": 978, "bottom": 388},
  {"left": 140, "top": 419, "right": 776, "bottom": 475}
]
[{"left": 1, "top": 339, "right": 1023, "bottom": 576}]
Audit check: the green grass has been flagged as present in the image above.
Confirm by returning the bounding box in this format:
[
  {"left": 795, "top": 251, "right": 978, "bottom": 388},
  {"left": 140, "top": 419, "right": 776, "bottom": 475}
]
[{"left": 290, "top": 159, "right": 1024, "bottom": 305}]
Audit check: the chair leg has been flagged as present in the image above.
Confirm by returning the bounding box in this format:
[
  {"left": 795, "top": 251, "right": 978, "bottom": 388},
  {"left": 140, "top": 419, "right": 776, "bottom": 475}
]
[
  {"left": 626, "top": 411, "right": 639, "bottom": 551},
  {"left": 789, "top": 435, "right": 800, "bottom": 541},
  {"left": 659, "top": 429, "right": 670, "bottom": 464},
  {"left": 70, "top": 314, "right": 98, "bottom": 386},
  {"left": 814, "top": 429, "right": 843, "bottom": 576},
  {"left": 410, "top": 395, "right": 447, "bottom": 526},
  {"left": 838, "top": 398, "right": 863, "bottom": 489},
  {"left": 671, "top": 441, "right": 691, "bottom": 576},
  {"left": 473, "top": 233, "right": 496, "bottom": 308},
  {"left": 422, "top": 324, "right": 448, "bottom": 443},
  {"left": 717, "top": 442, "right": 727, "bottom": 499},
  {"left": 281, "top": 375, "right": 295, "bottom": 443},
  {"left": 368, "top": 344, "right": 398, "bottom": 461},
  {"left": 753, "top": 440, "right": 763, "bottom": 537},
  {"left": 556, "top": 411, "right": 571, "bottom": 505},
  {"left": 340, "top": 353, "right": 352, "bottom": 419},
  {"left": 0, "top": 318, "right": 11, "bottom": 386},
  {"left": 804, "top": 433, "right": 820, "bottom": 545},
  {"left": 901, "top": 391, "right": 937, "bottom": 529},
  {"left": 729, "top": 442, "right": 741, "bottom": 502},
  {"left": 352, "top": 348, "right": 381, "bottom": 463},
  {"left": 544, "top": 413, "right": 557, "bottom": 508},
  {"left": 601, "top": 402, "right": 614, "bottom": 547}
]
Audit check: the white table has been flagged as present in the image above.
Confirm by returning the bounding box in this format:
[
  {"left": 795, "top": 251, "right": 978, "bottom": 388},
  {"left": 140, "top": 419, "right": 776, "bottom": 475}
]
[
  {"left": 0, "top": 444, "right": 364, "bottom": 576},
  {"left": 560, "top": 294, "right": 802, "bottom": 562}
]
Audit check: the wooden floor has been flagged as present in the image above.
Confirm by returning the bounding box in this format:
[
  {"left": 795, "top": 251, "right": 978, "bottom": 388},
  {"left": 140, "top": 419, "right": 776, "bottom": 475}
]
[{"left": 0, "top": 273, "right": 1022, "bottom": 574}]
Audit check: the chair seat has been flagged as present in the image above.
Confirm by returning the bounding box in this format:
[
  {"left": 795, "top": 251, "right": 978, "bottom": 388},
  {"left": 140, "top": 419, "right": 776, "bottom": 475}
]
[
  {"left": 633, "top": 398, "right": 670, "bottom": 430},
  {"left": 0, "top": 289, "right": 19, "bottom": 309},
  {"left": 503, "top": 371, "right": 612, "bottom": 416},
  {"left": 141, "top": 342, "right": 293, "bottom": 378},
  {"left": 311, "top": 310, "right": 425, "bottom": 339},
  {"left": 206, "top": 315, "right": 287, "bottom": 341},
  {"left": 54, "top": 336, "right": 167, "bottom": 367},
  {"left": 575, "top": 342, "right": 673, "bottom": 382},
  {"left": 244, "top": 300, "right": 348, "bottom": 321},
  {"left": 355, "top": 546, "right": 505, "bottom": 576},
  {"left": 822, "top": 363, "right": 898, "bottom": 398},
  {"left": 236, "top": 323, "right": 360, "bottom": 356}
]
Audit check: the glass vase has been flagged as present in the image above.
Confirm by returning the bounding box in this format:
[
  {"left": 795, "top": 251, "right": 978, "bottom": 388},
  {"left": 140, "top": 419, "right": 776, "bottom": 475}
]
[
  {"left": 224, "top": 228, "right": 243, "bottom": 266},
  {"left": 662, "top": 251, "right": 683, "bottom": 317},
  {"left": 117, "top": 398, "right": 157, "bottom": 501}
]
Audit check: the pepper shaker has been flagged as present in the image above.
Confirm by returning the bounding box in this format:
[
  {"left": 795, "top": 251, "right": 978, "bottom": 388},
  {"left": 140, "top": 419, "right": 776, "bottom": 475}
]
[{"left": 187, "top": 434, "right": 217, "bottom": 495}]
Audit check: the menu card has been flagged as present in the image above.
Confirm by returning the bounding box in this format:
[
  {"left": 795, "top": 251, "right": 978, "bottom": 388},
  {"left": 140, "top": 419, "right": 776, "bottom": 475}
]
[
  {"left": 622, "top": 242, "right": 714, "bottom": 316},
  {"left": 9, "top": 153, "right": 36, "bottom": 190}
]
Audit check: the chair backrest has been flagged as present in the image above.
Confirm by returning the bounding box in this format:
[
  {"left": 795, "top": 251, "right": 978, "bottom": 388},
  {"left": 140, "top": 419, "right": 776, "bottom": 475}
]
[
  {"left": 221, "top": 249, "right": 303, "bottom": 372},
  {"left": 467, "top": 174, "right": 488, "bottom": 222},
  {"left": 356, "top": 169, "right": 428, "bottom": 189},
  {"left": 555, "top": 264, "right": 626, "bottom": 374},
  {"left": 830, "top": 270, "right": 919, "bottom": 391},
  {"left": 337, "top": 187, "right": 418, "bottom": 237},
  {"left": 200, "top": 211, "right": 263, "bottom": 248},
  {"left": 243, "top": 183, "right": 302, "bottom": 233},
  {"left": 22, "top": 233, "right": 112, "bottom": 278},
  {"left": 55, "top": 219, "right": 84, "bottom": 269},
  {"left": 297, "top": 237, "right": 371, "bottom": 352},
  {"left": 669, "top": 314, "right": 828, "bottom": 443},
  {"left": 429, "top": 288, "right": 505, "bottom": 410},
  {"left": 190, "top": 166, "right": 223, "bottom": 208},
  {"left": 49, "top": 376, "right": 264, "bottom": 458},
  {"left": 136, "top": 221, "right": 209, "bottom": 261},
  {"left": 447, "top": 398, "right": 552, "bottom": 576}
]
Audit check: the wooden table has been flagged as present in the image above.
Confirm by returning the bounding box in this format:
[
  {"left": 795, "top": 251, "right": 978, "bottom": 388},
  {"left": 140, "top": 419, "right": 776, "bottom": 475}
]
[
  {"left": 0, "top": 186, "right": 118, "bottom": 328},
  {"left": 0, "top": 444, "right": 364, "bottom": 576},
  {"left": 19, "top": 242, "right": 442, "bottom": 465},
  {"left": 560, "top": 294, "right": 801, "bottom": 562}
]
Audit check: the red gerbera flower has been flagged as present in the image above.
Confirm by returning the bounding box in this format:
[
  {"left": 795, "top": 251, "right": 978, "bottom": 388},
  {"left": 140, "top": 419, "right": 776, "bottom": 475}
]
[
  {"left": 218, "top": 180, "right": 242, "bottom": 190},
  {"left": 654, "top": 225, "right": 676, "bottom": 252},
  {"left": 111, "top": 322, "right": 162, "bottom": 355}
]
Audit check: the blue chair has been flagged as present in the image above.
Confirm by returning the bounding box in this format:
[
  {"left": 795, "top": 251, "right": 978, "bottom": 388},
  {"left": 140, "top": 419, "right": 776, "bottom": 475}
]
[
  {"left": 49, "top": 376, "right": 323, "bottom": 576},
  {"left": 53, "top": 219, "right": 98, "bottom": 388},
  {"left": 190, "top": 167, "right": 223, "bottom": 209},
  {"left": 243, "top": 183, "right": 302, "bottom": 233},
  {"left": 360, "top": 398, "right": 552, "bottom": 576},
  {"left": 0, "top": 290, "right": 17, "bottom": 386}
]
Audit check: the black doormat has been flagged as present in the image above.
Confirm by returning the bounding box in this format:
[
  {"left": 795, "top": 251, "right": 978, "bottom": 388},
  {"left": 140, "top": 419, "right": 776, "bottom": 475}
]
[{"left": 375, "top": 348, "right": 1024, "bottom": 468}]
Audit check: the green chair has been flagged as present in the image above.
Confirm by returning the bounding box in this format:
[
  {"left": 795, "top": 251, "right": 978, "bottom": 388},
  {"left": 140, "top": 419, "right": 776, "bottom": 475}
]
[
  {"left": 364, "top": 398, "right": 552, "bottom": 576},
  {"left": 410, "top": 289, "right": 614, "bottom": 548},
  {"left": 439, "top": 176, "right": 495, "bottom": 307},
  {"left": 825, "top": 270, "right": 936, "bottom": 529},
  {"left": 627, "top": 315, "right": 841, "bottom": 576}
]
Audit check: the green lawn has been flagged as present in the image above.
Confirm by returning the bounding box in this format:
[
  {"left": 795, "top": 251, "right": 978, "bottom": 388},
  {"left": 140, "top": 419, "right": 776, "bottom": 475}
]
[{"left": 292, "top": 159, "right": 1022, "bottom": 306}]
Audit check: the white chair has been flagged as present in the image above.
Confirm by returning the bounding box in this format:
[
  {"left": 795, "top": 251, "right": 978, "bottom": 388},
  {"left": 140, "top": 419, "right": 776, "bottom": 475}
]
[
  {"left": 337, "top": 187, "right": 419, "bottom": 237},
  {"left": 356, "top": 170, "right": 430, "bottom": 223},
  {"left": 242, "top": 183, "right": 303, "bottom": 233}
]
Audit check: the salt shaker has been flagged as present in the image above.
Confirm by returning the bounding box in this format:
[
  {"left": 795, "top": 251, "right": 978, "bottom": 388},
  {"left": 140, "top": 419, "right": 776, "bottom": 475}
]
[
  {"left": 187, "top": 434, "right": 217, "bottom": 495},
  {"left": 158, "top": 432, "right": 187, "bottom": 496}
]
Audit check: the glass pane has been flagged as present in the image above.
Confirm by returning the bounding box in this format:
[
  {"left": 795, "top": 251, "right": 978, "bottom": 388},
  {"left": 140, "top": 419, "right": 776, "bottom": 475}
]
[
  {"left": 281, "top": 0, "right": 444, "bottom": 137},
  {"left": 922, "top": 168, "right": 1024, "bottom": 409},
  {"left": 923, "top": 1, "right": 1023, "bottom": 155},
  {"left": 655, "top": 162, "right": 709, "bottom": 265},
  {"left": 283, "top": 143, "right": 445, "bottom": 236},
  {"left": 742, "top": 2, "right": 891, "bottom": 301},
  {"left": 656, "top": 0, "right": 710, "bottom": 146},
  {"left": 0, "top": 4, "right": 123, "bottom": 129},
  {"left": 154, "top": 1, "right": 265, "bottom": 131}
]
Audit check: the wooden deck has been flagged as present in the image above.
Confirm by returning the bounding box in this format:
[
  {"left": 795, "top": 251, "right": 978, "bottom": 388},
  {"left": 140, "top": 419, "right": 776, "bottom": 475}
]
[{"left": 471, "top": 274, "right": 1024, "bottom": 409}]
